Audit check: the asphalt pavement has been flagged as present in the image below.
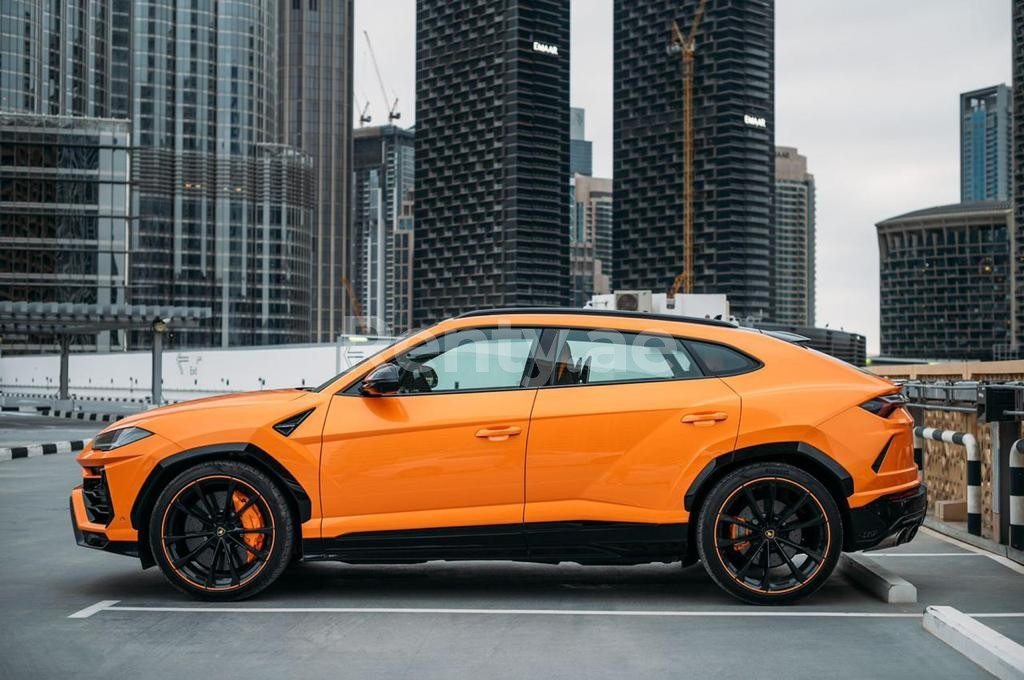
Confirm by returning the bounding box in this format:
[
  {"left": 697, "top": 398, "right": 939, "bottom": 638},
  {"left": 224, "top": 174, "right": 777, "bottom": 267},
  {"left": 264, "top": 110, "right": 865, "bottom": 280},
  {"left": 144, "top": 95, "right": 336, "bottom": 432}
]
[
  {"left": 1, "top": 447, "right": 1022, "bottom": 679},
  {"left": 0, "top": 411, "right": 108, "bottom": 447}
]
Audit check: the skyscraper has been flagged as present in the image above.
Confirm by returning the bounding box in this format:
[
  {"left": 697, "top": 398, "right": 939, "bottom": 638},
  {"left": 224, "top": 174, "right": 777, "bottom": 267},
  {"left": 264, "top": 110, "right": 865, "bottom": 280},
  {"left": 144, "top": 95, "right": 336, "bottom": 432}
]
[
  {"left": 571, "top": 174, "right": 613, "bottom": 305},
  {"left": 570, "top": 107, "right": 593, "bottom": 176},
  {"left": 413, "top": 0, "right": 571, "bottom": 324},
  {"left": 129, "top": 0, "right": 315, "bottom": 347},
  {"left": 774, "top": 146, "right": 815, "bottom": 326},
  {"left": 876, "top": 201, "right": 1012, "bottom": 361},
  {"left": 352, "top": 124, "right": 415, "bottom": 334},
  {"left": 278, "top": 1, "right": 355, "bottom": 340},
  {"left": 0, "top": 0, "right": 131, "bottom": 118},
  {"left": 960, "top": 85, "right": 1012, "bottom": 202},
  {"left": 1014, "top": 0, "right": 1024, "bottom": 356},
  {"left": 0, "top": 0, "right": 132, "bottom": 351},
  {"left": 613, "top": 0, "right": 774, "bottom": 321}
]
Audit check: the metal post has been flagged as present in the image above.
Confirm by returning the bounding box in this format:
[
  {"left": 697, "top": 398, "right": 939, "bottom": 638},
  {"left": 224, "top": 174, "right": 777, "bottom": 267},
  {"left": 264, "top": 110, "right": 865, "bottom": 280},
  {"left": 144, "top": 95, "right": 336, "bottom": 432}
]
[
  {"left": 151, "top": 329, "right": 163, "bottom": 407},
  {"left": 58, "top": 335, "right": 70, "bottom": 401},
  {"left": 991, "top": 421, "right": 1016, "bottom": 544},
  {"left": 1011, "top": 440, "right": 1024, "bottom": 550}
]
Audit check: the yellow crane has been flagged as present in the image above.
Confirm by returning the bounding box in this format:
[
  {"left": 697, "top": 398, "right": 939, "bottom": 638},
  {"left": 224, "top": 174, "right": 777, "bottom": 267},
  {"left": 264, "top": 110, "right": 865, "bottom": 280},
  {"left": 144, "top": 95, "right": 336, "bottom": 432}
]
[{"left": 667, "top": 0, "right": 707, "bottom": 299}]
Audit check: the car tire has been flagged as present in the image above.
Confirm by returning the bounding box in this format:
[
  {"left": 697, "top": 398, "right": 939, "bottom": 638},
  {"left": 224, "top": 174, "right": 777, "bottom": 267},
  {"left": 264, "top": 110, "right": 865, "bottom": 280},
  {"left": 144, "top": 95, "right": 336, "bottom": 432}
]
[
  {"left": 148, "top": 460, "right": 295, "bottom": 601},
  {"left": 697, "top": 461, "right": 843, "bottom": 605}
]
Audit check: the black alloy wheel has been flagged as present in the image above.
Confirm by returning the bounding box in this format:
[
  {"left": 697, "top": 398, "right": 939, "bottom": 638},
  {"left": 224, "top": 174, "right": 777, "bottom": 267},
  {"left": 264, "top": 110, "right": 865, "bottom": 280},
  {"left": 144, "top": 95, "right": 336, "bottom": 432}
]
[{"left": 697, "top": 462, "right": 843, "bottom": 605}]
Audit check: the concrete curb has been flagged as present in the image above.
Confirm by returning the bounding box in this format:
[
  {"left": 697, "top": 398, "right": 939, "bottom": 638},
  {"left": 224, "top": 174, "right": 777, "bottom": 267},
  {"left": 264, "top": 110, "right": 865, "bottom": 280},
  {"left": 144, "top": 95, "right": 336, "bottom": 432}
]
[
  {"left": 0, "top": 439, "right": 91, "bottom": 463},
  {"left": 840, "top": 553, "right": 917, "bottom": 603},
  {"left": 923, "top": 606, "right": 1024, "bottom": 680},
  {"left": 925, "top": 518, "right": 1024, "bottom": 568}
]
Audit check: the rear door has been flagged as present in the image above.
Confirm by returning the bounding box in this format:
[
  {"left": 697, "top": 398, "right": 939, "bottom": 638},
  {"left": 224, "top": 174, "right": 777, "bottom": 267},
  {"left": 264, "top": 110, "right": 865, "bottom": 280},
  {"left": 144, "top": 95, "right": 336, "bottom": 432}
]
[{"left": 524, "top": 328, "right": 741, "bottom": 532}]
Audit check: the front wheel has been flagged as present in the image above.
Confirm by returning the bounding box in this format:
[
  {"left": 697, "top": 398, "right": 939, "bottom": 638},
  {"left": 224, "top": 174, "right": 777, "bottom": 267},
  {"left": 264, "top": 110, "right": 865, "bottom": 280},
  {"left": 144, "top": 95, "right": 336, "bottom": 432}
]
[
  {"left": 148, "top": 460, "right": 295, "bottom": 601},
  {"left": 697, "top": 462, "right": 843, "bottom": 605}
]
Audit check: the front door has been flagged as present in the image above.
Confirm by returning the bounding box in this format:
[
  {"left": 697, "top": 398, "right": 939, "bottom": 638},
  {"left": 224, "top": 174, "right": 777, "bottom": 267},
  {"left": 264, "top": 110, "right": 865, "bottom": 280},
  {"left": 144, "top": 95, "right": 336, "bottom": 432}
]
[{"left": 318, "top": 327, "right": 543, "bottom": 556}]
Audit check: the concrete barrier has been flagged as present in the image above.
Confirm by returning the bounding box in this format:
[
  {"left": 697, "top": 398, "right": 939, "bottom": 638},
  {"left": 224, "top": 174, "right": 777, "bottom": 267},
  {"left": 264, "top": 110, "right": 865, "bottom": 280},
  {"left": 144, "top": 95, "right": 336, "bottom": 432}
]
[{"left": 923, "top": 606, "right": 1024, "bottom": 680}]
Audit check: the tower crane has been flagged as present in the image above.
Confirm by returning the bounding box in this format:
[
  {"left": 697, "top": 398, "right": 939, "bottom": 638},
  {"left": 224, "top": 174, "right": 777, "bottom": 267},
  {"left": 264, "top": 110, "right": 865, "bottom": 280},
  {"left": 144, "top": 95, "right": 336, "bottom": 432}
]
[
  {"left": 363, "top": 30, "right": 401, "bottom": 122},
  {"left": 667, "top": 0, "right": 707, "bottom": 299},
  {"left": 355, "top": 95, "right": 371, "bottom": 127}
]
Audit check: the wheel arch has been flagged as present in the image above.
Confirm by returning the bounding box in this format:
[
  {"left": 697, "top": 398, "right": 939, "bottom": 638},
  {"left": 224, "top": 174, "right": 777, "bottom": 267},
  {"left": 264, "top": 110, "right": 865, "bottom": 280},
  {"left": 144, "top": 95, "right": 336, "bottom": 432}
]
[
  {"left": 130, "top": 443, "right": 312, "bottom": 568},
  {"left": 681, "top": 442, "right": 854, "bottom": 562}
]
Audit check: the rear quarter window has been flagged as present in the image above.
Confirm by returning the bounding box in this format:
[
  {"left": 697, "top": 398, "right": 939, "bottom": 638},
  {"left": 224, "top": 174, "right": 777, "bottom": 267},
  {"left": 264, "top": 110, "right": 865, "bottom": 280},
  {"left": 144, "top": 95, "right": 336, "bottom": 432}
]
[{"left": 688, "top": 340, "right": 760, "bottom": 376}]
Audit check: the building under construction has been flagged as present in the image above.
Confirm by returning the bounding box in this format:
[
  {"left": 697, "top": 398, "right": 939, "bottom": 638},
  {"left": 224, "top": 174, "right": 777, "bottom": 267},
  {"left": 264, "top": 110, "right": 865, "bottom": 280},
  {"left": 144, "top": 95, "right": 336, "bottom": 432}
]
[
  {"left": 612, "top": 0, "right": 775, "bottom": 321},
  {"left": 876, "top": 201, "right": 1013, "bottom": 361}
]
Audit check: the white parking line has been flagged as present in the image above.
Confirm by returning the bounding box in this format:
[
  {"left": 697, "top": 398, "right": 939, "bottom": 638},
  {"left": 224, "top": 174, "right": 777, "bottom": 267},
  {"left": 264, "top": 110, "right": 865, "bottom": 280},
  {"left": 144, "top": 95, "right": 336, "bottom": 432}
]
[
  {"left": 922, "top": 527, "right": 1024, "bottom": 576},
  {"left": 869, "top": 553, "right": 984, "bottom": 557},
  {"left": 66, "top": 600, "right": 1024, "bottom": 620}
]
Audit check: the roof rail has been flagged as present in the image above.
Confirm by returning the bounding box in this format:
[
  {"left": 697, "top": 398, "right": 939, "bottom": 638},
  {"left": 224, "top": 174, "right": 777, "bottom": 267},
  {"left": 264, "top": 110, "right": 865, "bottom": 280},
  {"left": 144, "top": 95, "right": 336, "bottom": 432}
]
[{"left": 454, "top": 307, "right": 737, "bottom": 329}]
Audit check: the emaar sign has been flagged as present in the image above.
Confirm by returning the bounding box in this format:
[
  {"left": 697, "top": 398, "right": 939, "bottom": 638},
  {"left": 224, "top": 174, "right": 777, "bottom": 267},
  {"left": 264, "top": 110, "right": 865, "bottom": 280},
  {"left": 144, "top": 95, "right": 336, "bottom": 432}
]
[
  {"left": 532, "top": 41, "right": 558, "bottom": 55},
  {"left": 743, "top": 114, "right": 767, "bottom": 128}
]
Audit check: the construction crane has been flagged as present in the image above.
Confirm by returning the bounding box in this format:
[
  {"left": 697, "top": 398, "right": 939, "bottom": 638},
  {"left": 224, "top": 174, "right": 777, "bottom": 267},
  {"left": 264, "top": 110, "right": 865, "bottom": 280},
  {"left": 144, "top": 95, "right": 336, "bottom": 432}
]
[
  {"left": 667, "top": 0, "right": 707, "bottom": 299},
  {"left": 356, "top": 95, "right": 371, "bottom": 127},
  {"left": 363, "top": 30, "right": 401, "bottom": 123},
  {"left": 341, "top": 276, "right": 367, "bottom": 334}
]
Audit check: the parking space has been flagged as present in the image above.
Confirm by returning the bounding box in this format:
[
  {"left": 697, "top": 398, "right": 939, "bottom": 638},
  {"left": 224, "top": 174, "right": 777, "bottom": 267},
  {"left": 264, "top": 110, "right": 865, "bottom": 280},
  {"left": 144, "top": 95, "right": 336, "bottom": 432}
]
[{"left": 1, "top": 453, "right": 1022, "bottom": 679}]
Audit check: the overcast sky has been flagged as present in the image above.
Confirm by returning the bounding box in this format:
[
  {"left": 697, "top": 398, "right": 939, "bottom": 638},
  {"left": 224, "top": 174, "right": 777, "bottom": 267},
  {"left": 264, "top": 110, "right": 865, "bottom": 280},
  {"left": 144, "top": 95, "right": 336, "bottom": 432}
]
[{"left": 355, "top": 1, "right": 1013, "bottom": 353}]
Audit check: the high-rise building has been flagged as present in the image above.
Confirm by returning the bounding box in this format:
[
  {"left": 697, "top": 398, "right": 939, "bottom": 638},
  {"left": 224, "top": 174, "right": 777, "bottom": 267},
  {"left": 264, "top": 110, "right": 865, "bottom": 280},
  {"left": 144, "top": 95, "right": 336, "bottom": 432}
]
[
  {"left": 352, "top": 124, "right": 415, "bottom": 335},
  {"left": 570, "top": 107, "right": 593, "bottom": 176},
  {"left": 774, "top": 146, "right": 815, "bottom": 326},
  {"left": 960, "top": 85, "right": 1012, "bottom": 203},
  {"left": 414, "top": 0, "right": 570, "bottom": 324},
  {"left": 0, "top": 0, "right": 131, "bottom": 118},
  {"left": 129, "top": 0, "right": 315, "bottom": 347},
  {"left": 0, "top": 0, "right": 133, "bottom": 352},
  {"left": 0, "top": 114, "right": 131, "bottom": 352},
  {"left": 570, "top": 174, "right": 612, "bottom": 305},
  {"left": 613, "top": 0, "right": 774, "bottom": 321},
  {"left": 876, "top": 201, "right": 1012, "bottom": 361},
  {"left": 1014, "top": 0, "right": 1024, "bottom": 356},
  {"left": 279, "top": 0, "right": 355, "bottom": 341}
]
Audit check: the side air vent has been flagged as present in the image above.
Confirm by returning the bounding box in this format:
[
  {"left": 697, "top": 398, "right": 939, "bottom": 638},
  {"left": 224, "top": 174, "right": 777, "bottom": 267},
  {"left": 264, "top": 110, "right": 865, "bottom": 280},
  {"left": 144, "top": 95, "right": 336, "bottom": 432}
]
[
  {"left": 273, "top": 409, "right": 314, "bottom": 437},
  {"left": 871, "top": 435, "right": 896, "bottom": 473}
]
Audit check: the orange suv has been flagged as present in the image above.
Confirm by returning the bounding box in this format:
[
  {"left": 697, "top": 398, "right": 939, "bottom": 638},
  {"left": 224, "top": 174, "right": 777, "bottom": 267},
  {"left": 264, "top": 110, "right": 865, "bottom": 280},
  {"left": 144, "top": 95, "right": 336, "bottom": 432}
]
[{"left": 70, "top": 309, "right": 926, "bottom": 604}]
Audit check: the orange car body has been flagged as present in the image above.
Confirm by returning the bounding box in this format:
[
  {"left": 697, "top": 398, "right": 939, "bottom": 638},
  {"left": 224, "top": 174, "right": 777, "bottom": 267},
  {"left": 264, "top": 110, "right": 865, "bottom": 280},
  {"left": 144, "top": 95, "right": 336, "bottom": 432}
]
[{"left": 71, "top": 310, "right": 924, "bottom": 569}]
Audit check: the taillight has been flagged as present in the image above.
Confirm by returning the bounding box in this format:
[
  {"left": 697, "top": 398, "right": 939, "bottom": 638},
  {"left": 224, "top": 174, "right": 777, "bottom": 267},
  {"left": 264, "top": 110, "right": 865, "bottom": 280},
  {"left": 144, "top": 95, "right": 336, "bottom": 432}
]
[{"left": 860, "top": 393, "right": 908, "bottom": 419}]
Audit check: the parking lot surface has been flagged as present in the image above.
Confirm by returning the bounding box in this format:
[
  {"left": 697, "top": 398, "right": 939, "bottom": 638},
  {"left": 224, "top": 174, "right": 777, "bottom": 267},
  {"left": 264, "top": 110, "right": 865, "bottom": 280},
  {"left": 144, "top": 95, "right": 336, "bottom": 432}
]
[
  {"left": 0, "top": 412, "right": 107, "bottom": 448},
  {"left": 1, "top": 452, "right": 1022, "bottom": 679}
]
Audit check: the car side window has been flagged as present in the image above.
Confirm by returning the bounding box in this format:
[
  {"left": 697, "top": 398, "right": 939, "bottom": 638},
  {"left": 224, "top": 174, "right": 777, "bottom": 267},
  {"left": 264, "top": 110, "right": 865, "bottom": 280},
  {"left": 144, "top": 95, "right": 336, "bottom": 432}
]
[
  {"left": 688, "top": 340, "right": 760, "bottom": 376},
  {"left": 394, "top": 327, "right": 542, "bottom": 394},
  {"left": 549, "top": 329, "right": 703, "bottom": 386}
]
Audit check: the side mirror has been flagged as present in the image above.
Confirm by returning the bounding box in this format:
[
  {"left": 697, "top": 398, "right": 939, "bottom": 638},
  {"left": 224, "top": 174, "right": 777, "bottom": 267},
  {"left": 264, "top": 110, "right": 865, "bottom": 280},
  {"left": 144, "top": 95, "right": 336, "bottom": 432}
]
[{"left": 359, "top": 363, "right": 402, "bottom": 397}]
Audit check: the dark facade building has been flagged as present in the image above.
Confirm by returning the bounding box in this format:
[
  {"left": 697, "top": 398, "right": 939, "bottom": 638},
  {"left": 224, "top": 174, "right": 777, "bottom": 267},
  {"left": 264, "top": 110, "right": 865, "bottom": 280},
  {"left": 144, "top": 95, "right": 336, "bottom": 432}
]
[
  {"left": 570, "top": 107, "right": 593, "bottom": 176},
  {"left": 1014, "top": 0, "right": 1024, "bottom": 356},
  {"left": 414, "top": 0, "right": 571, "bottom": 324},
  {"left": 1, "top": 0, "right": 133, "bottom": 352},
  {"left": 278, "top": 0, "right": 355, "bottom": 341},
  {"left": 876, "top": 201, "right": 1012, "bottom": 361},
  {"left": 0, "top": 114, "right": 131, "bottom": 352},
  {"left": 613, "top": 0, "right": 774, "bottom": 321},
  {"left": 774, "top": 146, "right": 815, "bottom": 326},
  {"left": 129, "top": 0, "right": 315, "bottom": 347},
  {"left": 960, "top": 85, "right": 1012, "bottom": 203},
  {"left": 352, "top": 125, "right": 415, "bottom": 334},
  {"left": 753, "top": 322, "right": 866, "bottom": 367}
]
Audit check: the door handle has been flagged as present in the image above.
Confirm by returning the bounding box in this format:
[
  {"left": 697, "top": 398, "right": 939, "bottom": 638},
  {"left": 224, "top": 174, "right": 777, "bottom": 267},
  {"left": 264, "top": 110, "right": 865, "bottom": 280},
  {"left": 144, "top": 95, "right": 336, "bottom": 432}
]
[
  {"left": 681, "top": 412, "right": 729, "bottom": 427},
  {"left": 475, "top": 426, "right": 523, "bottom": 442}
]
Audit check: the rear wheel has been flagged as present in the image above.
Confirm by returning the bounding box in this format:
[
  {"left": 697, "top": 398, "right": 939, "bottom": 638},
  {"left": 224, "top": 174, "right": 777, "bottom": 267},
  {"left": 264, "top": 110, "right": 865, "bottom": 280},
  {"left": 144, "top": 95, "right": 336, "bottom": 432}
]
[
  {"left": 148, "top": 460, "right": 294, "bottom": 601},
  {"left": 697, "top": 462, "right": 842, "bottom": 605}
]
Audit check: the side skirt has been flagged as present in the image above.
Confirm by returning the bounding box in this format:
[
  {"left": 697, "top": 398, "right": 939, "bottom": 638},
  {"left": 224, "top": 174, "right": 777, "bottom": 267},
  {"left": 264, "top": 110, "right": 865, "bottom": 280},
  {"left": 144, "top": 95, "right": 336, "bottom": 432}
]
[{"left": 302, "top": 521, "right": 688, "bottom": 566}]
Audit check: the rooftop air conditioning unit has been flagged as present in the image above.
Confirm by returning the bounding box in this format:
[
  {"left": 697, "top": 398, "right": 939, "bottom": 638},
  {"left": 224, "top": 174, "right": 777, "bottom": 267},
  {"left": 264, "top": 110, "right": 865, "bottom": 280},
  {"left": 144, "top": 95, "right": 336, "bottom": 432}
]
[{"left": 613, "top": 290, "right": 652, "bottom": 313}]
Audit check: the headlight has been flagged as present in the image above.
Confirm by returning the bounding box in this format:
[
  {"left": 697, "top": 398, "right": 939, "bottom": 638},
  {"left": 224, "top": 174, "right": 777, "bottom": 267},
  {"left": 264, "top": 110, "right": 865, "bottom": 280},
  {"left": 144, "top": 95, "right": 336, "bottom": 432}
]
[{"left": 91, "top": 426, "right": 153, "bottom": 451}]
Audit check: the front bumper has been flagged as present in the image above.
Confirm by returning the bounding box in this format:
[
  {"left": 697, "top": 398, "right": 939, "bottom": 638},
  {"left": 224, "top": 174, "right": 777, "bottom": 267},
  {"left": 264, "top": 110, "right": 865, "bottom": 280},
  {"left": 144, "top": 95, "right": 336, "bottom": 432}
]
[
  {"left": 70, "top": 488, "right": 139, "bottom": 559},
  {"left": 846, "top": 482, "right": 927, "bottom": 552}
]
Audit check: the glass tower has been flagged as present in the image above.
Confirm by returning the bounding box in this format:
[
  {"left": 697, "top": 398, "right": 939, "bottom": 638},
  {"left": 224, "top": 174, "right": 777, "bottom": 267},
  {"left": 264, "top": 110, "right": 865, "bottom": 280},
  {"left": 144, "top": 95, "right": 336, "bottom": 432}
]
[
  {"left": 773, "top": 146, "right": 815, "bottom": 326},
  {"left": 960, "top": 85, "right": 1012, "bottom": 203},
  {"left": 129, "top": 0, "right": 315, "bottom": 347}
]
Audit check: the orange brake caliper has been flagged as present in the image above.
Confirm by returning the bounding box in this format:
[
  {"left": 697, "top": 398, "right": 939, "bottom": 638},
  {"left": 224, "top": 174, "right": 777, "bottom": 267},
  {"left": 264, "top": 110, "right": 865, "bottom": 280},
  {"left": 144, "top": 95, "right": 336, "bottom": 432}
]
[{"left": 231, "top": 491, "right": 266, "bottom": 564}]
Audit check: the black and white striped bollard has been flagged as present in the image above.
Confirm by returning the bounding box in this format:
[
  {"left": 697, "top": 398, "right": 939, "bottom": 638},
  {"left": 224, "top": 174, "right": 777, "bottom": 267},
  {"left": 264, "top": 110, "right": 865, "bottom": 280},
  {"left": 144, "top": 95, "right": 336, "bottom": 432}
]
[
  {"left": 914, "top": 426, "right": 981, "bottom": 536},
  {"left": 1011, "top": 439, "right": 1024, "bottom": 550}
]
